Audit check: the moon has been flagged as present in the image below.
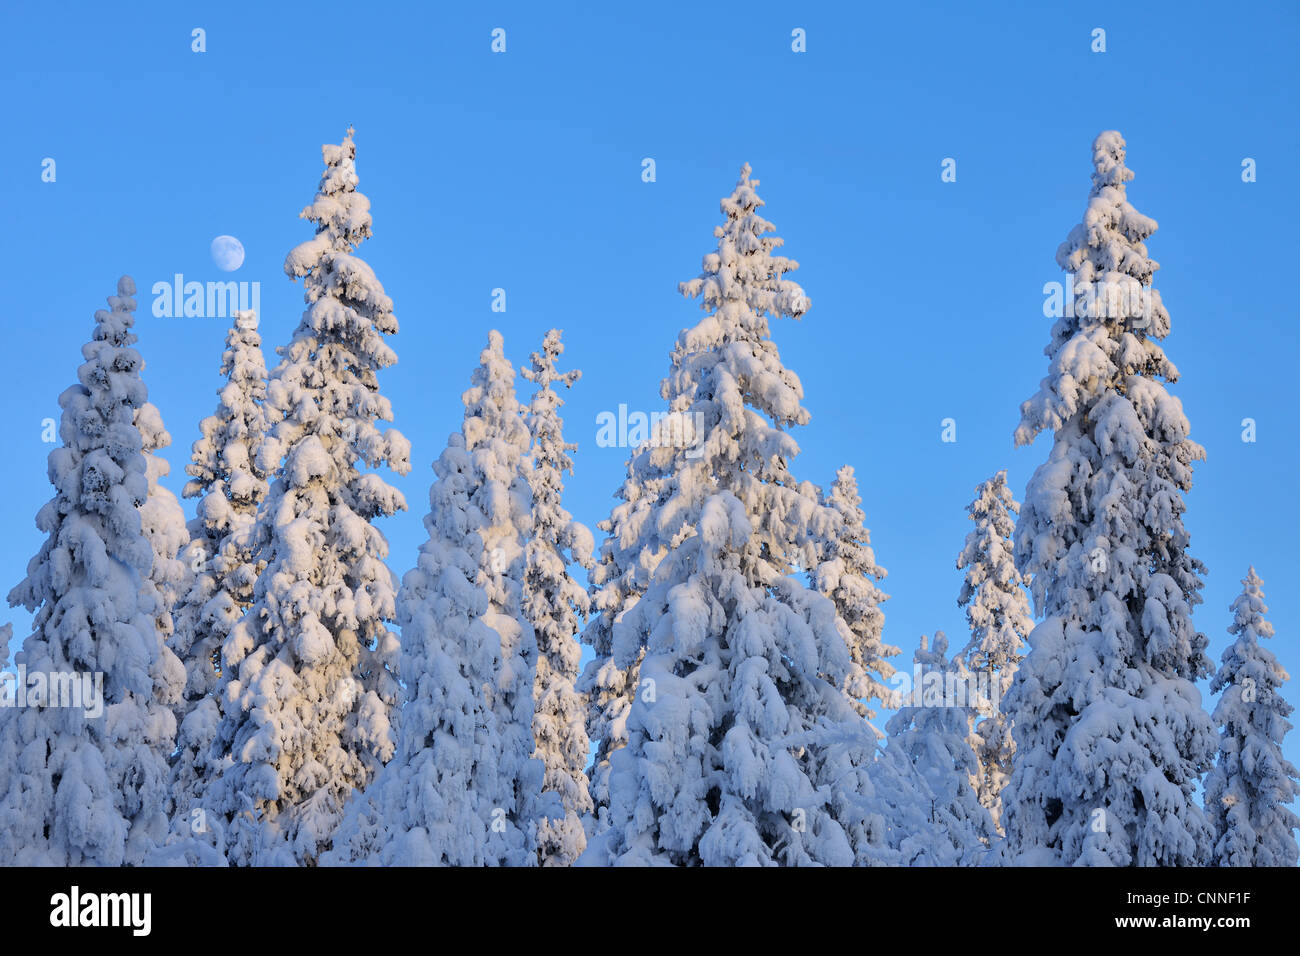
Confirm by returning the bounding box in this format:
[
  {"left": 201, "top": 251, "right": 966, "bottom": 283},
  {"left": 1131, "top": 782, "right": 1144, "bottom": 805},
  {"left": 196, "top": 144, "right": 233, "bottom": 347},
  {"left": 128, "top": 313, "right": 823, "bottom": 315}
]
[{"left": 210, "top": 235, "right": 245, "bottom": 272}]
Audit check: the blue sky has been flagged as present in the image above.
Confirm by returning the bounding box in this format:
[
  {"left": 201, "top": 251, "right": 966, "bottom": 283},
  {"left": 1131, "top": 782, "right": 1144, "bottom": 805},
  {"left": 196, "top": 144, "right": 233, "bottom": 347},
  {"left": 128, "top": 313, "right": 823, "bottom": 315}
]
[{"left": 3, "top": 1, "right": 1298, "bottom": 773}]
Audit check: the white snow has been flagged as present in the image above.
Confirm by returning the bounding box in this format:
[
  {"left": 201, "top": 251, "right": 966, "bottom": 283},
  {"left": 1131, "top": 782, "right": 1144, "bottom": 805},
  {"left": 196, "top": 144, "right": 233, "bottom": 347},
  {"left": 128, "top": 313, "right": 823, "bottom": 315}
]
[
  {"left": 0, "top": 277, "right": 183, "bottom": 866},
  {"left": 1003, "top": 132, "right": 1216, "bottom": 866},
  {"left": 205, "top": 130, "right": 409, "bottom": 866}
]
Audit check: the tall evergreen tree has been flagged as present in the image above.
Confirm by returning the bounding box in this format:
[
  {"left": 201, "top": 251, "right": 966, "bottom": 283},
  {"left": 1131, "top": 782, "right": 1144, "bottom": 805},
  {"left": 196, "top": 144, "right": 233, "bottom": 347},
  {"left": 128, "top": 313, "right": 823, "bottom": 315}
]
[
  {"left": 327, "top": 331, "right": 540, "bottom": 866},
  {"left": 458, "top": 331, "right": 542, "bottom": 865},
  {"left": 171, "top": 309, "right": 271, "bottom": 817},
  {"left": 584, "top": 164, "right": 891, "bottom": 866},
  {"left": 799, "top": 465, "right": 898, "bottom": 867},
  {"left": 0, "top": 277, "right": 184, "bottom": 865},
  {"left": 1003, "top": 131, "right": 1215, "bottom": 866},
  {"left": 955, "top": 469, "right": 1033, "bottom": 832},
  {"left": 207, "top": 130, "right": 411, "bottom": 865},
  {"left": 521, "top": 329, "right": 596, "bottom": 866},
  {"left": 811, "top": 465, "right": 895, "bottom": 721},
  {"left": 1204, "top": 567, "right": 1300, "bottom": 866}
]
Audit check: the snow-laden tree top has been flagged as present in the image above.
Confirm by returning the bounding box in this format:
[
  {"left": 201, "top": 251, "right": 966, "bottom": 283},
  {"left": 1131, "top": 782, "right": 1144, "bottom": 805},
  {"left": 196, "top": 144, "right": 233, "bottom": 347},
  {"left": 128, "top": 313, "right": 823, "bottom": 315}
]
[
  {"left": 955, "top": 469, "right": 1032, "bottom": 831},
  {"left": 956, "top": 469, "right": 1031, "bottom": 675},
  {"left": 184, "top": 309, "right": 270, "bottom": 513},
  {"left": 1018, "top": 130, "right": 1181, "bottom": 445},
  {"left": 1004, "top": 131, "right": 1214, "bottom": 867},
  {"left": 211, "top": 130, "right": 410, "bottom": 866},
  {"left": 521, "top": 329, "right": 594, "bottom": 866},
  {"left": 0, "top": 276, "right": 183, "bottom": 866},
  {"left": 587, "top": 165, "right": 894, "bottom": 866},
  {"left": 172, "top": 310, "right": 271, "bottom": 806},
  {"left": 328, "top": 330, "right": 541, "bottom": 867},
  {"left": 1205, "top": 567, "right": 1300, "bottom": 867},
  {"left": 812, "top": 465, "right": 895, "bottom": 720}
]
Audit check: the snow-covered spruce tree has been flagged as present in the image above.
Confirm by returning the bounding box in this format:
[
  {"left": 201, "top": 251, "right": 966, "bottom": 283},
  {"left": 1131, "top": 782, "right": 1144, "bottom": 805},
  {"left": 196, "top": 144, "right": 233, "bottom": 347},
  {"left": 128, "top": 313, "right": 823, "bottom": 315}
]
[
  {"left": 454, "top": 330, "right": 541, "bottom": 865},
  {"left": 584, "top": 164, "right": 893, "bottom": 866},
  {"left": 1002, "top": 131, "right": 1215, "bottom": 866},
  {"left": 802, "top": 466, "right": 900, "bottom": 866},
  {"left": 326, "top": 331, "right": 540, "bottom": 866},
  {"left": 577, "top": 203, "right": 893, "bottom": 852},
  {"left": 323, "top": 429, "right": 497, "bottom": 867},
  {"left": 883, "top": 632, "right": 995, "bottom": 865},
  {"left": 811, "top": 465, "right": 896, "bottom": 722},
  {"left": 170, "top": 309, "right": 271, "bottom": 820},
  {"left": 1204, "top": 568, "right": 1300, "bottom": 867},
  {"left": 521, "top": 329, "right": 596, "bottom": 866},
  {"left": 207, "top": 130, "right": 411, "bottom": 865},
  {"left": 0, "top": 277, "right": 185, "bottom": 866},
  {"left": 955, "top": 469, "right": 1033, "bottom": 833}
]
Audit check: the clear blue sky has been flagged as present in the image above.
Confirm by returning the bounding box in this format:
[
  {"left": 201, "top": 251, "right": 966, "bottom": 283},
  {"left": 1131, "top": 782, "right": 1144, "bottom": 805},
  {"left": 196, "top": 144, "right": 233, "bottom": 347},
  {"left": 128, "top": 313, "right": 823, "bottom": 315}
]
[{"left": 3, "top": 1, "right": 1297, "bottom": 771}]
